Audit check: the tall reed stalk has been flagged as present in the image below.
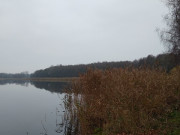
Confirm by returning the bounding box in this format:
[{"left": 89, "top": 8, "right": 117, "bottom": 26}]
[{"left": 65, "top": 67, "right": 180, "bottom": 135}]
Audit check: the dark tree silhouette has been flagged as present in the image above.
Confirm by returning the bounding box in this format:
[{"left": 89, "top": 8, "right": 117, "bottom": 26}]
[
  {"left": 31, "top": 53, "right": 176, "bottom": 78},
  {"left": 161, "top": 0, "right": 180, "bottom": 64}
]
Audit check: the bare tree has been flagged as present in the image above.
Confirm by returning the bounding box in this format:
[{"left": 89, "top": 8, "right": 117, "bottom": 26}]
[{"left": 161, "top": 0, "right": 180, "bottom": 64}]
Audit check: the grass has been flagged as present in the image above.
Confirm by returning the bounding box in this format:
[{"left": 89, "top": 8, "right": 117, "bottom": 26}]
[
  {"left": 65, "top": 67, "right": 180, "bottom": 135},
  {"left": 166, "top": 111, "right": 180, "bottom": 135}
]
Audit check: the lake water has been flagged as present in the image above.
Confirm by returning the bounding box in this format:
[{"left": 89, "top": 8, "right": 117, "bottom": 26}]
[{"left": 0, "top": 80, "right": 70, "bottom": 135}]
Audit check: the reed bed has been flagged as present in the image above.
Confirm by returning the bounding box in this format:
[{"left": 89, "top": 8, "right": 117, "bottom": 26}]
[{"left": 65, "top": 67, "right": 180, "bottom": 135}]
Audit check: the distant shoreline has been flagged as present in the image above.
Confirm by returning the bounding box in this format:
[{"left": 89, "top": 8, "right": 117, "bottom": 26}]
[{"left": 0, "top": 77, "right": 78, "bottom": 82}]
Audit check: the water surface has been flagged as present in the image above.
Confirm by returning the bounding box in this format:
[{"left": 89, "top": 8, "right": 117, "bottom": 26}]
[{"left": 0, "top": 81, "right": 69, "bottom": 135}]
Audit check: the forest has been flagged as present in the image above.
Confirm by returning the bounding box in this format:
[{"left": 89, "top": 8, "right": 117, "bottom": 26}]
[
  {"left": 0, "top": 53, "right": 178, "bottom": 79},
  {"left": 31, "top": 53, "right": 178, "bottom": 78},
  {"left": 0, "top": 72, "right": 29, "bottom": 79}
]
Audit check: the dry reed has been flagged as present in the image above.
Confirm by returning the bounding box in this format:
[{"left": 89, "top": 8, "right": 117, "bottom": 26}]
[{"left": 65, "top": 67, "right": 180, "bottom": 135}]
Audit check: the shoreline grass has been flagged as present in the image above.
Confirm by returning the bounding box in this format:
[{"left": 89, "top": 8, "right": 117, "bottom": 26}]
[{"left": 65, "top": 67, "right": 180, "bottom": 135}]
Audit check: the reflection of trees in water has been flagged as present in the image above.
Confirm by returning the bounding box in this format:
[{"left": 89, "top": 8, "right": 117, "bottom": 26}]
[
  {"left": 31, "top": 81, "right": 70, "bottom": 94},
  {"left": 0, "top": 79, "right": 70, "bottom": 94},
  {"left": 0, "top": 79, "right": 29, "bottom": 86},
  {"left": 0, "top": 80, "right": 74, "bottom": 135}
]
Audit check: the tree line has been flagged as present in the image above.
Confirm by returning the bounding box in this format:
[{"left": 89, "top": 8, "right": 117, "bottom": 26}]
[
  {"left": 0, "top": 72, "right": 29, "bottom": 78},
  {"left": 31, "top": 53, "right": 178, "bottom": 78},
  {"left": 0, "top": 53, "right": 178, "bottom": 79}
]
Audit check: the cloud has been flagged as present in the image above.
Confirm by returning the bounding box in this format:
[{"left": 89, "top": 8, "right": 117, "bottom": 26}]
[{"left": 0, "top": 0, "right": 168, "bottom": 73}]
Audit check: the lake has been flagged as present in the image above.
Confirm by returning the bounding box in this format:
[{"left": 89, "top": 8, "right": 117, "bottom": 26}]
[{"left": 0, "top": 80, "right": 70, "bottom": 135}]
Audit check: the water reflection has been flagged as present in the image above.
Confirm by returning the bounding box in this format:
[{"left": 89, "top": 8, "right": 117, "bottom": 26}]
[
  {"left": 38, "top": 93, "right": 72, "bottom": 135},
  {"left": 0, "top": 79, "right": 29, "bottom": 86},
  {"left": 0, "top": 79, "right": 69, "bottom": 93},
  {"left": 31, "top": 81, "right": 69, "bottom": 93},
  {"left": 0, "top": 80, "right": 73, "bottom": 135}
]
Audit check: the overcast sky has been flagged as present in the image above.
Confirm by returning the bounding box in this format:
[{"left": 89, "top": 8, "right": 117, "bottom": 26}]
[{"left": 0, "top": 0, "right": 168, "bottom": 73}]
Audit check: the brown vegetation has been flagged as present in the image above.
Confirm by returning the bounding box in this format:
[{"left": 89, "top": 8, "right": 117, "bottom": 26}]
[{"left": 65, "top": 67, "right": 180, "bottom": 135}]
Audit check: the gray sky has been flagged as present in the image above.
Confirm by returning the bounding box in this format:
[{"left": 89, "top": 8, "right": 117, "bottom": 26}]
[{"left": 0, "top": 0, "right": 168, "bottom": 73}]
